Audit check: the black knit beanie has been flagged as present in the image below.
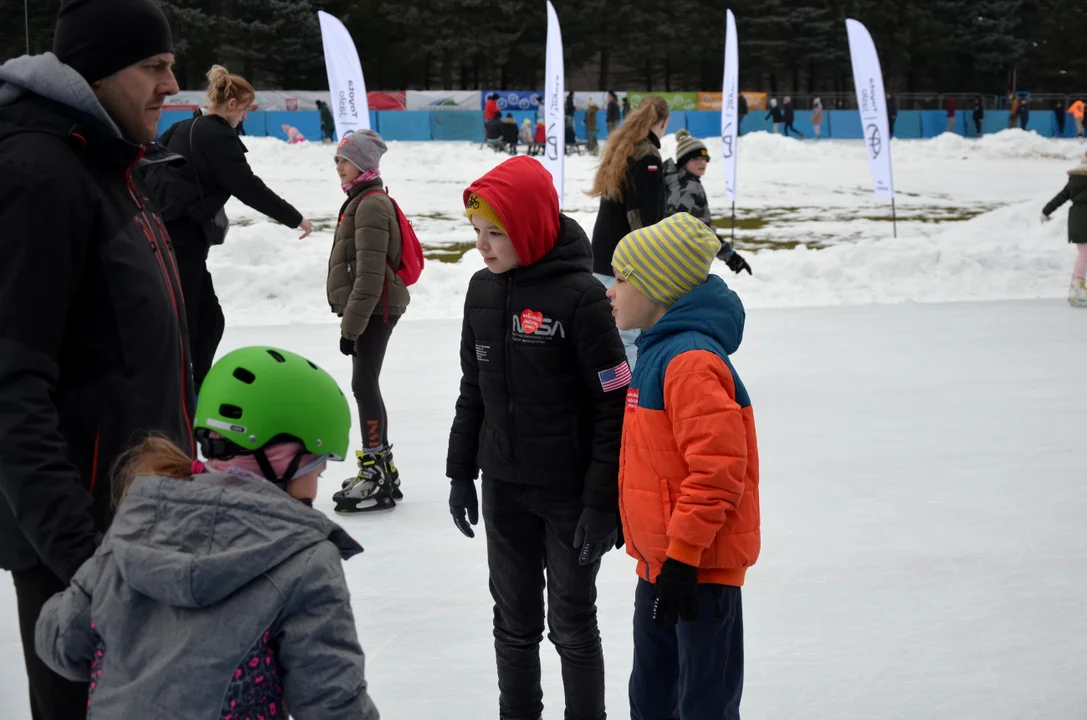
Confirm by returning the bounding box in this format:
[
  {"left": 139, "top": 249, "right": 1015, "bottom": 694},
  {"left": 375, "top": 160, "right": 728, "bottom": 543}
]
[{"left": 53, "top": 0, "right": 174, "bottom": 84}]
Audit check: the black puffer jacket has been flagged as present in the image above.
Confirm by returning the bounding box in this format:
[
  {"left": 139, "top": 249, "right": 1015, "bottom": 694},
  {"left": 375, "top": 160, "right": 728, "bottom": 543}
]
[
  {"left": 145, "top": 114, "right": 302, "bottom": 232},
  {"left": 590, "top": 134, "right": 666, "bottom": 275},
  {"left": 0, "top": 54, "right": 195, "bottom": 582},
  {"left": 447, "top": 216, "right": 628, "bottom": 510},
  {"left": 1043, "top": 165, "right": 1087, "bottom": 244}
]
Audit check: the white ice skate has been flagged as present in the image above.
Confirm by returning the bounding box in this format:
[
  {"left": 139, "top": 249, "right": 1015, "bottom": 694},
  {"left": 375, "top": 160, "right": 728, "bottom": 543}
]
[{"left": 1069, "top": 279, "right": 1087, "bottom": 308}]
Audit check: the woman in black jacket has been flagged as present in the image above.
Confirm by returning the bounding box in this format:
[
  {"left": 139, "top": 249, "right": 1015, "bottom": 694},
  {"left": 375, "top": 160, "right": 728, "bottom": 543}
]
[
  {"left": 147, "top": 65, "right": 312, "bottom": 392},
  {"left": 586, "top": 94, "right": 669, "bottom": 369}
]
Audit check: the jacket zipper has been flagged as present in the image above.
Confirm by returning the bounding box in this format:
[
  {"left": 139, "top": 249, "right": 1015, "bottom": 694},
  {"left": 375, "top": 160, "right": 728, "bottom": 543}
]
[
  {"left": 504, "top": 274, "right": 522, "bottom": 481},
  {"left": 126, "top": 149, "right": 196, "bottom": 456}
]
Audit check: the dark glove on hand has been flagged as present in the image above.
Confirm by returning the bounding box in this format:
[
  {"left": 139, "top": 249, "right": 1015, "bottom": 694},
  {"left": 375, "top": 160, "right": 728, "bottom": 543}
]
[
  {"left": 652, "top": 557, "right": 700, "bottom": 627},
  {"left": 339, "top": 336, "right": 356, "bottom": 356},
  {"left": 573, "top": 506, "right": 618, "bottom": 565},
  {"left": 449, "top": 480, "right": 479, "bottom": 538},
  {"left": 615, "top": 511, "right": 625, "bottom": 550},
  {"left": 726, "top": 251, "right": 752, "bottom": 275}
]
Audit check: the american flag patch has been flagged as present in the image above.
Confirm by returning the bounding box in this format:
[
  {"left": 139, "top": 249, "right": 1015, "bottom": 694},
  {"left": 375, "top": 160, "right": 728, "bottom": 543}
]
[{"left": 598, "top": 361, "right": 632, "bottom": 392}]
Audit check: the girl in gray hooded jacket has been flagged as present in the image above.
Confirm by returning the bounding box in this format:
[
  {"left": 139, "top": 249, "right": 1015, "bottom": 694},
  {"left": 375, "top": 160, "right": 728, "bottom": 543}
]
[{"left": 35, "top": 346, "right": 379, "bottom": 720}]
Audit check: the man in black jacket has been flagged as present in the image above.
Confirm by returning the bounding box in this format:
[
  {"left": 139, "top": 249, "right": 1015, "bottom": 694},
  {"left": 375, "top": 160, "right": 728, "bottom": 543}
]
[
  {"left": 0, "top": 1, "right": 193, "bottom": 718},
  {"left": 448, "top": 157, "right": 628, "bottom": 720}
]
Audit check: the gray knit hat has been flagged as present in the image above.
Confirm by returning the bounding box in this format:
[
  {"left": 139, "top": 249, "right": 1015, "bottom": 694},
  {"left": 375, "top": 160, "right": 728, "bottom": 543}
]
[
  {"left": 335, "top": 129, "right": 387, "bottom": 173},
  {"left": 675, "top": 129, "right": 709, "bottom": 167}
]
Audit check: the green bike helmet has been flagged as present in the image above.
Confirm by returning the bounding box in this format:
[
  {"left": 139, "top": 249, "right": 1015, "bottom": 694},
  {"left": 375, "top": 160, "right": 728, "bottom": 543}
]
[{"left": 194, "top": 347, "right": 351, "bottom": 478}]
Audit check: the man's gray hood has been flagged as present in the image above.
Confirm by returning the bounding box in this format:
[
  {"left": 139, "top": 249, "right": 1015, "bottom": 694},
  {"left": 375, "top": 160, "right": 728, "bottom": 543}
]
[
  {"left": 106, "top": 471, "right": 362, "bottom": 609},
  {"left": 0, "top": 52, "right": 120, "bottom": 137}
]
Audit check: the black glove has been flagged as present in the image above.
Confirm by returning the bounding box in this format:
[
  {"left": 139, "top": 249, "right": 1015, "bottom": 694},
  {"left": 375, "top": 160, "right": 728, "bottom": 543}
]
[
  {"left": 652, "top": 558, "right": 700, "bottom": 626},
  {"left": 573, "top": 506, "right": 618, "bottom": 565},
  {"left": 449, "top": 480, "right": 479, "bottom": 538},
  {"left": 340, "top": 336, "right": 356, "bottom": 356},
  {"left": 726, "top": 251, "right": 752, "bottom": 275},
  {"left": 615, "top": 511, "right": 625, "bottom": 550}
]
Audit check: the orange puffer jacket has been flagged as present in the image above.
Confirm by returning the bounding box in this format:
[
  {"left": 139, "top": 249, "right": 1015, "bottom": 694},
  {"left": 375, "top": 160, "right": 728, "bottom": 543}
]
[{"left": 619, "top": 275, "right": 760, "bottom": 586}]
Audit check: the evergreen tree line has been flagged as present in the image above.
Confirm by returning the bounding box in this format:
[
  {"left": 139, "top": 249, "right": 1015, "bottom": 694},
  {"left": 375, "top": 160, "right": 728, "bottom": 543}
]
[{"left": 3, "top": 0, "right": 1085, "bottom": 97}]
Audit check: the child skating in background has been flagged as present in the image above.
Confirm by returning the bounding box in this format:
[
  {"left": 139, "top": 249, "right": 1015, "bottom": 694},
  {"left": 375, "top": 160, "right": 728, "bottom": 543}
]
[
  {"left": 35, "top": 347, "right": 378, "bottom": 720},
  {"left": 1041, "top": 149, "right": 1087, "bottom": 307},
  {"left": 281, "top": 123, "right": 306, "bottom": 144},
  {"left": 328, "top": 129, "right": 412, "bottom": 512},
  {"left": 446, "top": 156, "right": 628, "bottom": 720},
  {"left": 606, "top": 213, "right": 761, "bottom": 720},
  {"left": 664, "top": 129, "right": 753, "bottom": 275}
]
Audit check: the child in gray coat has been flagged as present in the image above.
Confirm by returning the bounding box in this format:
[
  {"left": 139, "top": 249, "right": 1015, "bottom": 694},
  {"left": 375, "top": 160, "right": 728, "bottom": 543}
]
[
  {"left": 35, "top": 346, "right": 379, "bottom": 720},
  {"left": 664, "top": 130, "right": 753, "bottom": 275}
]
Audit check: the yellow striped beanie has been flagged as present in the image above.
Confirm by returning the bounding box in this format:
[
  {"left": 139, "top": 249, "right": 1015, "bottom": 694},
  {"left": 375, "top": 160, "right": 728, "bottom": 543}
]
[{"left": 612, "top": 213, "right": 720, "bottom": 308}]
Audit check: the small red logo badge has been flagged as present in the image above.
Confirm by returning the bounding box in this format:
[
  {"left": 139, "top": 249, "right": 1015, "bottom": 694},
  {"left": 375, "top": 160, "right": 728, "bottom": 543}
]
[
  {"left": 520, "top": 309, "right": 544, "bottom": 335},
  {"left": 626, "top": 388, "right": 639, "bottom": 411}
]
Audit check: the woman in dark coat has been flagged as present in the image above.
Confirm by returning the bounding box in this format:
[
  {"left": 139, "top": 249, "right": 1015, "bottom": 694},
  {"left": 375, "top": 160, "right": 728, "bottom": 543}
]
[
  {"left": 1041, "top": 151, "right": 1087, "bottom": 307},
  {"left": 147, "top": 65, "right": 312, "bottom": 391},
  {"left": 586, "top": 94, "right": 670, "bottom": 368}
]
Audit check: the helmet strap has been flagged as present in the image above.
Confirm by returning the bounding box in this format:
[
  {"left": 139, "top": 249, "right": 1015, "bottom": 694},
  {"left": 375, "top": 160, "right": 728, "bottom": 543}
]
[{"left": 253, "top": 448, "right": 306, "bottom": 489}]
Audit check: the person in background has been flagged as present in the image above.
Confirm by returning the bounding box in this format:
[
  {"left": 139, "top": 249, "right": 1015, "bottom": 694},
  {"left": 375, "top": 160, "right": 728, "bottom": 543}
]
[
  {"left": 484, "top": 92, "right": 500, "bottom": 121},
  {"left": 316, "top": 98, "right": 336, "bottom": 143},
  {"left": 606, "top": 212, "right": 760, "bottom": 720},
  {"left": 146, "top": 64, "right": 313, "bottom": 394},
  {"left": 1041, "top": 150, "right": 1087, "bottom": 307},
  {"left": 534, "top": 118, "right": 546, "bottom": 151},
  {"left": 972, "top": 98, "right": 984, "bottom": 137},
  {"left": 485, "top": 111, "right": 503, "bottom": 148},
  {"left": 1069, "top": 97, "right": 1085, "bottom": 138},
  {"left": 519, "top": 117, "right": 534, "bottom": 147},
  {"left": 0, "top": 0, "right": 195, "bottom": 716},
  {"left": 282, "top": 123, "right": 306, "bottom": 143},
  {"left": 566, "top": 89, "right": 575, "bottom": 121},
  {"left": 587, "top": 95, "right": 670, "bottom": 370},
  {"left": 886, "top": 91, "right": 898, "bottom": 137},
  {"left": 606, "top": 90, "right": 621, "bottom": 133},
  {"left": 1018, "top": 98, "right": 1030, "bottom": 130},
  {"left": 622, "top": 96, "right": 631, "bottom": 120},
  {"left": 327, "top": 131, "right": 410, "bottom": 512},
  {"left": 664, "top": 130, "right": 752, "bottom": 275},
  {"left": 35, "top": 347, "right": 379, "bottom": 720},
  {"left": 810, "top": 97, "right": 824, "bottom": 140},
  {"left": 585, "top": 96, "right": 600, "bottom": 153},
  {"left": 1007, "top": 95, "right": 1020, "bottom": 129},
  {"left": 945, "top": 95, "right": 957, "bottom": 133},
  {"left": 737, "top": 92, "right": 748, "bottom": 135},
  {"left": 1054, "top": 100, "right": 1067, "bottom": 138},
  {"left": 448, "top": 157, "right": 627, "bottom": 720},
  {"left": 501, "top": 112, "right": 519, "bottom": 154},
  {"left": 781, "top": 96, "right": 803, "bottom": 138},
  {"left": 765, "top": 97, "right": 782, "bottom": 134}
]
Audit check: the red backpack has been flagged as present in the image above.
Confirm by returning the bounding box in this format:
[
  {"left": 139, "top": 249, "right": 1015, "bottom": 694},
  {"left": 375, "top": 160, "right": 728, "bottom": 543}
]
[{"left": 363, "top": 188, "right": 424, "bottom": 286}]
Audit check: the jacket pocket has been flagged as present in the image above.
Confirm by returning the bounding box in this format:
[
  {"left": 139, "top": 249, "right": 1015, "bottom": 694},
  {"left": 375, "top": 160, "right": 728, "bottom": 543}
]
[{"left": 658, "top": 476, "right": 674, "bottom": 530}]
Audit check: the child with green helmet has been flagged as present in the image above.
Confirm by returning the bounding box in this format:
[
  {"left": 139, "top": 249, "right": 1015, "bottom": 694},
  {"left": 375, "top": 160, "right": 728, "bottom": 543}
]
[{"left": 34, "top": 346, "right": 379, "bottom": 720}]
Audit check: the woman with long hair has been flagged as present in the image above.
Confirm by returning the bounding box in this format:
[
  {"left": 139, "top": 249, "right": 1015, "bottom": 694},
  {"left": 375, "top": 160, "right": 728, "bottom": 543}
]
[
  {"left": 147, "top": 66, "right": 313, "bottom": 393},
  {"left": 587, "top": 95, "right": 670, "bottom": 368}
]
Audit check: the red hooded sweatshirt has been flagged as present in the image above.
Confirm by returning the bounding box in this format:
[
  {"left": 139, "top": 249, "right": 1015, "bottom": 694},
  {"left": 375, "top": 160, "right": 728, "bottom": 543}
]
[
  {"left": 463, "top": 156, "right": 560, "bottom": 267},
  {"left": 484, "top": 98, "right": 500, "bottom": 120}
]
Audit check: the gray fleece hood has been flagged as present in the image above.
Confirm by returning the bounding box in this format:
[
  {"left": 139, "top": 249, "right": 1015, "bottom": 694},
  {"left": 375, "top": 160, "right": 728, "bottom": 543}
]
[
  {"left": 0, "top": 52, "right": 120, "bottom": 137},
  {"left": 107, "top": 471, "right": 362, "bottom": 608}
]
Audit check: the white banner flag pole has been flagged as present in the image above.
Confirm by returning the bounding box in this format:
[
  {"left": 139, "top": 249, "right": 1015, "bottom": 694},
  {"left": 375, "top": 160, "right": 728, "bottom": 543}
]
[
  {"left": 317, "top": 11, "right": 370, "bottom": 138},
  {"left": 544, "top": 0, "right": 565, "bottom": 207},
  {"left": 721, "top": 9, "right": 739, "bottom": 241},
  {"left": 845, "top": 18, "right": 897, "bottom": 236}
]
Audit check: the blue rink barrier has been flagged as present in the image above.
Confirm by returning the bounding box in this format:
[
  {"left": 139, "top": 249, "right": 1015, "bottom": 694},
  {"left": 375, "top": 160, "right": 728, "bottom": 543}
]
[{"left": 157, "top": 108, "right": 1076, "bottom": 143}]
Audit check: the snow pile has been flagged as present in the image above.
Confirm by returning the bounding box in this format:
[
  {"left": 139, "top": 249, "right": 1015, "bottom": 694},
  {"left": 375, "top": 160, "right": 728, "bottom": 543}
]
[
  {"left": 209, "top": 136, "right": 1079, "bottom": 327},
  {"left": 907, "top": 128, "right": 1087, "bottom": 162}
]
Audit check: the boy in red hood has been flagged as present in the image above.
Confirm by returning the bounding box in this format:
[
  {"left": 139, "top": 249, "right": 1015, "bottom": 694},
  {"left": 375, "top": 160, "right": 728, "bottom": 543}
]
[{"left": 445, "top": 156, "right": 628, "bottom": 720}]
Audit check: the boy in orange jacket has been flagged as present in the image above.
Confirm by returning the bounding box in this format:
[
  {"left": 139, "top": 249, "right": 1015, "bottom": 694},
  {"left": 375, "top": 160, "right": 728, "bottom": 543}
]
[{"left": 605, "top": 212, "right": 760, "bottom": 719}]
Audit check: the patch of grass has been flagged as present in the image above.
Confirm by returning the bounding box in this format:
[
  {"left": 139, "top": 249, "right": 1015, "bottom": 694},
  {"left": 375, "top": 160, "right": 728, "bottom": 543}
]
[{"left": 425, "top": 241, "right": 477, "bottom": 263}]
